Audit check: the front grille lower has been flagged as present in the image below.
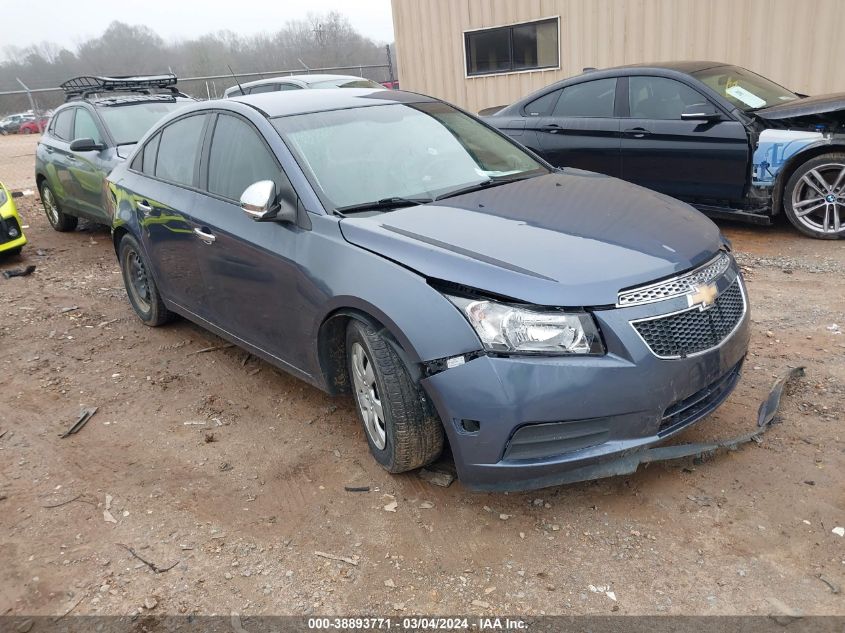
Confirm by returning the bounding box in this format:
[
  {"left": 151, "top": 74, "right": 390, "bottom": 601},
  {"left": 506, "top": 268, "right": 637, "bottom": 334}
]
[
  {"left": 632, "top": 280, "right": 745, "bottom": 359},
  {"left": 659, "top": 360, "right": 743, "bottom": 436}
]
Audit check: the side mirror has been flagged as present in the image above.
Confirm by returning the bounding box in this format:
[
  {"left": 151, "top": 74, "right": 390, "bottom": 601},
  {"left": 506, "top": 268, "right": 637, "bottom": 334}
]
[
  {"left": 69, "top": 137, "right": 105, "bottom": 152},
  {"left": 239, "top": 180, "right": 296, "bottom": 223},
  {"left": 680, "top": 104, "right": 721, "bottom": 122}
]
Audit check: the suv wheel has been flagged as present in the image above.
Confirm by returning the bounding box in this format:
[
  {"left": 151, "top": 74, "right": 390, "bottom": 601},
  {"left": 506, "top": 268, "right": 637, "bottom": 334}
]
[
  {"left": 346, "top": 320, "right": 444, "bottom": 473},
  {"left": 783, "top": 153, "right": 845, "bottom": 239},
  {"left": 40, "top": 183, "right": 78, "bottom": 232},
  {"left": 118, "top": 234, "right": 172, "bottom": 326}
]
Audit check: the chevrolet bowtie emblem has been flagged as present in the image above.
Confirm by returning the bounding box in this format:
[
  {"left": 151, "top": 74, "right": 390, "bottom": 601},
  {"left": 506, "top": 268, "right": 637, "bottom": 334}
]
[{"left": 688, "top": 283, "right": 718, "bottom": 310}]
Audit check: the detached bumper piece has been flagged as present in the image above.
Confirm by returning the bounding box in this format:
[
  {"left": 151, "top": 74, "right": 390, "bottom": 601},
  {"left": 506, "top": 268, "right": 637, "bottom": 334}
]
[{"left": 476, "top": 366, "right": 802, "bottom": 491}]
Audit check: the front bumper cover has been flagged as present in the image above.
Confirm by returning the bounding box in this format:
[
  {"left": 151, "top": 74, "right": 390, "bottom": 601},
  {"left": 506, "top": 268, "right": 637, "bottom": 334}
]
[{"left": 421, "top": 275, "right": 752, "bottom": 492}]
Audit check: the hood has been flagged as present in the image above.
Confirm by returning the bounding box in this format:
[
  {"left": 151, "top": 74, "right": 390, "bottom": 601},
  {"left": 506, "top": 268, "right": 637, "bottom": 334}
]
[
  {"left": 756, "top": 93, "right": 845, "bottom": 120},
  {"left": 338, "top": 172, "right": 722, "bottom": 306}
]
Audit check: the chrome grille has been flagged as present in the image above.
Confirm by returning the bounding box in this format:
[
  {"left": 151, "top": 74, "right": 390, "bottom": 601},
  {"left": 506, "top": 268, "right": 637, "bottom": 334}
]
[
  {"left": 632, "top": 280, "right": 746, "bottom": 359},
  {"left": 617, "top": 251, "right": 732, "bottom": 307}
]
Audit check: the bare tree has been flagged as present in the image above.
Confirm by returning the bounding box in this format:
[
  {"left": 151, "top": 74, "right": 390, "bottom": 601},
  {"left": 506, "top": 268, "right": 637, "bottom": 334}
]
[{"left": 0, "top": 12, "right": 392, "bottom": 113}]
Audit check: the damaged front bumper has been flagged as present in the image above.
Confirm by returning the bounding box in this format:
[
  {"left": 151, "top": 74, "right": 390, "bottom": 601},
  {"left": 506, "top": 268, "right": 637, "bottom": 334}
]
[{"left": 420, "top": 274, "right": 752, "bottom": 492}]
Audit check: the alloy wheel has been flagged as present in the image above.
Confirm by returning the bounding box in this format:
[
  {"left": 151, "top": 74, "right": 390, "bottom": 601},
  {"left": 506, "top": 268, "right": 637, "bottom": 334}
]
[
  {"left": 350, "top": 342, "right": 386, "bottom": 450},
  {"left": 791, "top": 163, "right": 845, "bottom": 234},
  {"left": 42, "top": 188, "right": 60, "bottom": 226}
]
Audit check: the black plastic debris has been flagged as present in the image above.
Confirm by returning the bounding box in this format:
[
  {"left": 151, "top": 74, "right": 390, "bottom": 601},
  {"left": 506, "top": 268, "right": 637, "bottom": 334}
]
[{"left": 2, "top": 265, "right": 36, "bottom": 279}]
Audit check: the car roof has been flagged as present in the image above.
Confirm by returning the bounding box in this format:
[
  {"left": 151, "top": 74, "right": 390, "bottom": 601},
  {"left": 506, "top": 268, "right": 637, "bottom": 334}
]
[
  {"left": 610, "top": 60, "right": 728, "bottom": 74},
  {"left": 229, "top": 88, "right": 435, "bottom": 118},
  {"left": 225, "top": 73, "right": 373, "bottom": 93}
]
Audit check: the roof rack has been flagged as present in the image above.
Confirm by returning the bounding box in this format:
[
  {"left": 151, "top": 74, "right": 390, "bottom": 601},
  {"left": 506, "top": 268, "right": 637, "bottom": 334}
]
[{"left": 60, "top": 74, "right": 184, "bottom": 101}]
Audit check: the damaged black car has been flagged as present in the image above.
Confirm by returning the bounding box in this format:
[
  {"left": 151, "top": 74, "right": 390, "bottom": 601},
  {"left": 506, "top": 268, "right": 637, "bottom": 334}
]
[{"left": 484, "top": 62, "right": 845, "bottom": 239}]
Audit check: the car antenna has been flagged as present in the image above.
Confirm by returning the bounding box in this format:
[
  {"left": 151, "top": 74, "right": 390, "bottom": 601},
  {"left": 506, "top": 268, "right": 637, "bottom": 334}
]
[{"left": 227, "top": 64, "right": 246, "bottom": 96}]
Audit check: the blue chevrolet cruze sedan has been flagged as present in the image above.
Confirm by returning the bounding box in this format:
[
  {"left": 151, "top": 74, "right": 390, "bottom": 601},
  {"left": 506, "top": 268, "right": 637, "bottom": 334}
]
[{"left": 106, "top": 88, "right": 750, "bottom": 491}]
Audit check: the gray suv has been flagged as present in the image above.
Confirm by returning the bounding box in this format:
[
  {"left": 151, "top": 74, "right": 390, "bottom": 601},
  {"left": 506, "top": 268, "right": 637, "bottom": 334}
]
[
  {"left": 35, "top": 75, "right": 192, "bottom": 231},
  {"left": 106, "top": 89, "right": 750, "bottom": 491}
]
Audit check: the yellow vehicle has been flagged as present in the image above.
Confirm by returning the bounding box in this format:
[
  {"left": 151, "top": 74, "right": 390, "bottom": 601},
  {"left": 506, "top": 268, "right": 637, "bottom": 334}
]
[{"left": 0, "top": 182, "right": 27, "bottom": 256}]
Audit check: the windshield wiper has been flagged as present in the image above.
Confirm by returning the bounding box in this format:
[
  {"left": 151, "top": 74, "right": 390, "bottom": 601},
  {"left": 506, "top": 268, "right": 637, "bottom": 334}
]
[
  {"left": 335, "top": 196, "right": 432, "bottom": 215},
  {"left": 434, "top": 175, "right": 534, "bottom": 201}
]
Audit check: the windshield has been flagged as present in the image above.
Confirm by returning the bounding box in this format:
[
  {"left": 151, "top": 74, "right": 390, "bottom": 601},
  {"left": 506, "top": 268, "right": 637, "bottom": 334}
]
[
  {"left": 98, "top": 100, "right": 189, "bottom": 145},
  {"left": 692, "top": 65, "right": 799, "bottom": 111},
  {"left": 309, "top": 78, "right": 383, "bottom": 89},
  {"left": 272, "top": 101, "right": 548, "bottom": 210}
]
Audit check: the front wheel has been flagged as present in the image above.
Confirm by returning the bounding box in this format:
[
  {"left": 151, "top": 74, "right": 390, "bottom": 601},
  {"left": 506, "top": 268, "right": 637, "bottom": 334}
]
[
  {"left": 346, "top": 320, "right": 444, "bottom": 473},
  {"left": 783, "top": 153, "right": 845, "bottom": 239},
  {"left": 118, "top": 234, "right": 172, "bottom": 326}
]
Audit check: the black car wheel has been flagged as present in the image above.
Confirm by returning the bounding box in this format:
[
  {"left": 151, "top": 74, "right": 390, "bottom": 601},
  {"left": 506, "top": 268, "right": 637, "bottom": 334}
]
[
  {"left": 40, "top": 183, "right": 78, "bottom": 232},
  {"left": 118, "top": 234, "right": 172, "bottom": 326},
  {"left": 346, "top": 320, "right": 443, "bottom": 473},
  {"left": 784, "top": 153, "right": 845, "bottom": 239}
]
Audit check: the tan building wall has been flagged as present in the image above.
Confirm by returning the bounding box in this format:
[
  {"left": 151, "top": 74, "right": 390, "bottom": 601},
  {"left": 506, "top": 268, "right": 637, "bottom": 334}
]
[{"left": 391, "top": 0, "right": 845, "bottom": 113}]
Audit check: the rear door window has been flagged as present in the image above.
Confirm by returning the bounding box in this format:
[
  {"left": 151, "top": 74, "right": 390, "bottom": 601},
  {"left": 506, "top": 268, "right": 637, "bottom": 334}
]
[
  {"left": 248, "top": 84, "right": 279, "bottom": 94},
  {"left": 553, "top": 78, "right": 617, "bottom": 117},
  {"left": 52, "top": 109, "right": 75, "bottom": 141},
  {"left": 524, "top": 90, "right": 561, "bottom": 116},
  {"left": 154, "top": 115, "right": 208, "bottom": 187},
  {"left": 142, "top": 132, "right": 161, "bottom": 175},
  {"left": 206, "top": 114, "right": 286, "bottom": 201}
]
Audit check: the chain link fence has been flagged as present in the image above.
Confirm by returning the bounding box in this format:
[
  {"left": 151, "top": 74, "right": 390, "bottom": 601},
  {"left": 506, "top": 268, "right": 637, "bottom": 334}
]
[{"left": 0, "top": 58, "right": 395, "bottom": 126}]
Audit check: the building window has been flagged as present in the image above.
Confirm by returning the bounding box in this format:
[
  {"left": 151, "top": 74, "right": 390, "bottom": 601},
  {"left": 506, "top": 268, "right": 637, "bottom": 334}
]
[{"left": 465, "top": 18, "right": 559, "bottom": 76}]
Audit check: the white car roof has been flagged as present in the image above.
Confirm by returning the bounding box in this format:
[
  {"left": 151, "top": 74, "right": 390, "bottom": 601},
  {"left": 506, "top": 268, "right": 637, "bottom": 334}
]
[{"left": 223, "top": 74, "right": 374, "bottom": 97}]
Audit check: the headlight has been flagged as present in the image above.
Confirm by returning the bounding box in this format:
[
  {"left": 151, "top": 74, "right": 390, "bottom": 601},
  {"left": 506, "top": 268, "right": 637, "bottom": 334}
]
[
  {"left": 0, "top": 188, "right": 7, "bottom": 207},
  {"left": 446, "top": 295, "right": 604, "bottom": 355}
]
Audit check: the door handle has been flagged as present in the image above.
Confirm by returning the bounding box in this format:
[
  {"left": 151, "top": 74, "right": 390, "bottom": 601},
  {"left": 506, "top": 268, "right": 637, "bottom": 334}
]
[
  {"left": 193, "top": 227, "right": 216, "bottom": 244},
  {"left": 66, "top": 154, "right": 78, "bottom": 162},
  {"left": 44, "top": 146, "right": 54, "bottom": 153},
  {"left": 539, "top": 123, "right": 562, "bottom": 134},
  {"left": 623, "top": 127, "right": 651, "bottom": 138},
  {"left": 136, "top": 200, "right": 153, "bottom": 212}
]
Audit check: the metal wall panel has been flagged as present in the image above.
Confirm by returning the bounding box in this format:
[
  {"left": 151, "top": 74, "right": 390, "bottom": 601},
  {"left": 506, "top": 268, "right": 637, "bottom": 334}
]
[{"left": 391, "top": 0, "right": 845, "bottom": 113}]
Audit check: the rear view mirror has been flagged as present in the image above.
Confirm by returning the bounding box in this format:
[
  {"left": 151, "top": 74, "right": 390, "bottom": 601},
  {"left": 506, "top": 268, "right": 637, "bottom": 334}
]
[
  {"left": 240, "top": 180, "right": 296, "bottom": 223},
  {"left": 680, "top": 104, "right": 721, "bottom": 122},
  {"left": 69, "top": 137, "right": 105, "bottom": 152}
]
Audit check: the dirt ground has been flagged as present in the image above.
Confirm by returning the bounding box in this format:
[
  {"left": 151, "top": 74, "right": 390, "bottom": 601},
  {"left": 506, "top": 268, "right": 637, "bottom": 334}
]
[{"left": 0, "top": 134, "right": 843, "bottom": 619}]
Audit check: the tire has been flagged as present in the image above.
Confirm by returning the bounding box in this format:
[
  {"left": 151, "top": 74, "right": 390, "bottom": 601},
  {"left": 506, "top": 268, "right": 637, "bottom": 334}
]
[
  {"left": 1, "top": 246, "right": 22, "bottom": 258},
  {"left": 21, "top": 128, "right": 32, "bottom": 135},
  {"left": 40, "top": 182, "right": 78, "bottom": 232},
  {"left": 346, "top": 320, "right": 444, "bottom": 473},
  {"left": 783, "top": 153, "right": 845, "bottom": 239},
  {"left": 118, "top": 234, "right": 173, "bottom": 326}
]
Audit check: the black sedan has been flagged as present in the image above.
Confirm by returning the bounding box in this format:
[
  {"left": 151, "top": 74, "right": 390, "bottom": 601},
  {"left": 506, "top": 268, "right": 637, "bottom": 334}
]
[{"left": 483, "top": 61, "right": 845, "bottom": 239}]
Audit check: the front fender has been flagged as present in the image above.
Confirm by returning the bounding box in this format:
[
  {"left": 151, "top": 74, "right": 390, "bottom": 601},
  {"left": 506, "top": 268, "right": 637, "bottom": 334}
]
[{"left": 304, "top": 217, "right": 482, "bottom": 371}]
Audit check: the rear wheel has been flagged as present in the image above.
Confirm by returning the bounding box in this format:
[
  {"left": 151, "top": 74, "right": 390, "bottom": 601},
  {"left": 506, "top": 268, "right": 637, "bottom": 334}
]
[
  {"left": 118, "top": 234, "right": 172, "bottom": 326},
  {"left": 783, "top": 154, "right": 845, "bottom": 239},
  {"left": 40, "top": 183, "right": 78, "bottom": 232},
  {"left": 346, "top": 320, "right": 443, "bottom": 473}
]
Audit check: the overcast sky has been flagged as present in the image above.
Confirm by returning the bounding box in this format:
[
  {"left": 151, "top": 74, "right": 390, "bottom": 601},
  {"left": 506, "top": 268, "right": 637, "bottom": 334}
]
[{"left": 1, "top": 0, "right": 395, "bottom": 59}]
